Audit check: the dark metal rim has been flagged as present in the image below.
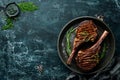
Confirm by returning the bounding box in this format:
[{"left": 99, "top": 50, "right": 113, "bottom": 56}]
[
  {"left": 4, "top": 2, "right": 20, "bottom": 17},
  {"left": 57, "top": 16, "right": 115, "bottom": 75}
]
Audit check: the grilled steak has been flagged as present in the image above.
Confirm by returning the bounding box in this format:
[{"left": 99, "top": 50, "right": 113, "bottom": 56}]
[
  {"left": 67, "top": 20, "right": 98, "bottom": 64},
  {"left": 76, "top": 31, "right": 109, "bottom": 71}
]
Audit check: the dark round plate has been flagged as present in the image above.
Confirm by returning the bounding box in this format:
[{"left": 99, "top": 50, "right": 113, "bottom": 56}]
[{"left": 57, "top": 16, "right": 115, "bottom": 75}]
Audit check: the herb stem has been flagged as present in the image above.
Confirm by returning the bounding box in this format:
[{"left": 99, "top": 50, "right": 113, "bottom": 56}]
[
  {"left": 66, "top": 27, "right": 76, "bottom": 56},
  {"left": 100, "top": 43, "right": 107, "bottom": 59}
]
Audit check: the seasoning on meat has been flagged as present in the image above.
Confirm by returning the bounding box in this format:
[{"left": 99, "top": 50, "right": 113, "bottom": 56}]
[
  {"left": 67, "top": 20, "right": 98, "bottom": 65},
  {"left": 75, "top": 31, "right": 109, "bottom": 71}
]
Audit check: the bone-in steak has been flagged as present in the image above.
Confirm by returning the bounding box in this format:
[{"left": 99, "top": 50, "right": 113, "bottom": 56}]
[{"left": 67, "top": 20, "right": 98, "bottom": 65}]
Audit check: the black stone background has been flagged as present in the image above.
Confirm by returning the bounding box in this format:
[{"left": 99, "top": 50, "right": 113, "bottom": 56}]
[{"left": 0, "top": 0, "right": 120, "bottom": 80}]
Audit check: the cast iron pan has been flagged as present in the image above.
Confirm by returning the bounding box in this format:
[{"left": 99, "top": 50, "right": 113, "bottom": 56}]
[{"left": 57, "top": 16, "right": 115, "bottom": 75}]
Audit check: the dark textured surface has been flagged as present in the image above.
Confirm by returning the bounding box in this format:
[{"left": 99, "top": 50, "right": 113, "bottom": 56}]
[{"left": 0, "top": 0, "right": 120, "bottom": 80}]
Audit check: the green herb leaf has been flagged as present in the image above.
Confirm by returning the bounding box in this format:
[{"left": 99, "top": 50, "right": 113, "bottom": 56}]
[
  {"left": 85, "top": 35, "right": 94, "bottom": 42},
  {"left": 1, "top": 2, "right": 38, "bottom": 30},
  {"left": 80, "top": 31, "right": 89, "bottom": 36},
  {"left": 66, "top": 27, "right": 76, "bottom": 56},
  {"left": 2, "top": 18, "right": 14, "bottom": 30},
  {"left": 100, "top": 43, "right": 107, "bottom": 59},
  {"left": 18, "top": 2, "right": 38, "bottom": 12}
]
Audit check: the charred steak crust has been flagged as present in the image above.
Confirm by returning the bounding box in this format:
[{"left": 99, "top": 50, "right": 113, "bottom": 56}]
[
  {"left": 75, "top": 31, "right": 109, "bottom": 71},
  {"left": 67, "top": 20, "right": 98, "bottom": 65}
]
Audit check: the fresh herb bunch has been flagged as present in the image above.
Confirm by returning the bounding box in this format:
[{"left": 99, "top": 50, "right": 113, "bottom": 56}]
[
  {"left": 66, "top": 27, "right": 76, "bottom": 56},
  {"left": 2, "top": 18, "right": 13, "bottom": 30},
  {"left": 18, "top": 2, "right": 38, "bottom": 12},
  {"left": 1, "top": 2, "right": 38, "bottom": 30}
]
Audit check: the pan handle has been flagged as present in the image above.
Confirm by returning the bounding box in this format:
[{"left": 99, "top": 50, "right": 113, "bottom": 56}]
[{"left": 95, "top": 15, "right": 104, "bottom": 21}]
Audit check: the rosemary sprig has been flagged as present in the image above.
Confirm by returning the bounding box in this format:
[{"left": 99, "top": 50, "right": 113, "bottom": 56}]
[
  {"left": 66, "top": 27, "right": 76, "bottom": 56},
  {"left": 100, "top": 43, "right": 107, "bottom": 59}
]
